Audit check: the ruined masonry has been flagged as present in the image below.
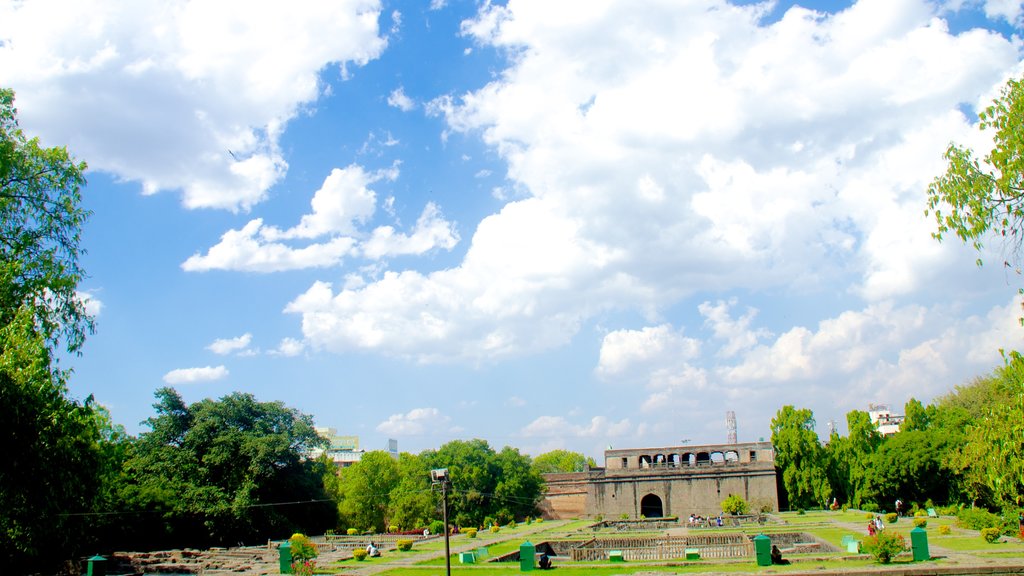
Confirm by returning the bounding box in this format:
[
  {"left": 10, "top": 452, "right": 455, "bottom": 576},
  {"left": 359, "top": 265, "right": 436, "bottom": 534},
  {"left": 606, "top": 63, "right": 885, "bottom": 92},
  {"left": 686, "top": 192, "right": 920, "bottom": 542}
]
[{"left": 539, "top": 441, "right": 779, "bottom": 519}]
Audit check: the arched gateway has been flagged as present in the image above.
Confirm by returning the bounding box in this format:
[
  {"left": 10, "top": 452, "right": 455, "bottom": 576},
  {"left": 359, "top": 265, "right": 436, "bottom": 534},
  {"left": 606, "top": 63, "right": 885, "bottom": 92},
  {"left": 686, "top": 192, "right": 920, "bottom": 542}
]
[{"left": 640, "top": 493, "right": 664, "bottom": 518}]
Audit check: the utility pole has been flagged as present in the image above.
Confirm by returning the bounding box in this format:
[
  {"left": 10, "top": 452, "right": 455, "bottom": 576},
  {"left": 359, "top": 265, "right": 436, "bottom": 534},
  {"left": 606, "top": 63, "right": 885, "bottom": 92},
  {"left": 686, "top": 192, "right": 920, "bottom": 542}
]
[{"left": 431, "top": 468, "right": 451, "bottom": 576}]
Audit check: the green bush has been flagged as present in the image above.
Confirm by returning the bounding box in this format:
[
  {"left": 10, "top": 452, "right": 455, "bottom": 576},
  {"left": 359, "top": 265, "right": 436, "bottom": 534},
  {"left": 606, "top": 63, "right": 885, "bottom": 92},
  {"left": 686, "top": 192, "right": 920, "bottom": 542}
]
[
  {"left": 938, "top": 525, "right": 952, "bottom": 535},
  {"left": 352, "top": 549, "right": 368, "bottom": 561},
  {"left": 429, "top": 520, "right": 445, "bottom": 535},
  {"left": 490, "top": 525, "right": 500, "bottom": 533},
  {"left": 594, "top": 514, "right": 603, "bottom": 522},
  {"left": 507, "top": 520, "right": 517, "bottom": 528},
  {"left": 862, "top": 502, "right": 879, "bottom": 513},
  {"left": 861, "top": 531, "right": 907, "bottom": 564},
  {"left": 956, "top": 507, "right": 1003, "bottom": 531},
  {"left": 289, "top": 533, "right": 318, "bottom": 562},
  {"left": 721, "top": 494, "right": 749, "bottom": 515},
  {"left": 885, "top": 513, "right": 898, "bottom": 524},
  {"left": 483, "top": 516, "right": 495, "bottom": 528},
  {"left": 982, "top": 527, "right": 1001, "bottom": 543},
  {"left": 388, "top": 525, "right": 398, "bottom": 533},
  {"left": 913, "top": 517, "right": 927, "bottom": 528},
  {"left": 346, "top": 528, "right": 358, "bottom": 536},
  {"left": 937, "top": 504, "right": 960, "bottom": 516},
  {"left": 526, "top": 516, "right": 533, "bottom": 525},
  {"left": 466, "top": 528, "right": 478, "bottom": 539},
  {"left": 396, "top": 539, "right": 413, "bottom": 551},
  {"left": 797, "top": 509, "right": 805, "bottom": 515},
  {"left": 914, "top": 510, "right": 927, "bottom": 517},
  {"left": 865, "top": 513, "right": 875, "bottom": 520}
]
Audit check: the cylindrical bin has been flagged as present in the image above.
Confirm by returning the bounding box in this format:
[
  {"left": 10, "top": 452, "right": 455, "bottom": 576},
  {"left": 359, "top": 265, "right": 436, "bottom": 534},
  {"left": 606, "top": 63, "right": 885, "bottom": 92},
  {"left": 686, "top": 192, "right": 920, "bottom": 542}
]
[
  {"left": 86, "top": 555, "right": 107, "bottom": 576},
  {"left": 753, "top": 534, "right": 772, "bottom": 566},
  {"left": 520, "top": 541, "right": 535, "bottom": 572},
  {"left": 279, "top": 540, "right": 293, "bottom": 574},
  {"left": 910, "top": 526, "right": 930, "bottom": 561}
]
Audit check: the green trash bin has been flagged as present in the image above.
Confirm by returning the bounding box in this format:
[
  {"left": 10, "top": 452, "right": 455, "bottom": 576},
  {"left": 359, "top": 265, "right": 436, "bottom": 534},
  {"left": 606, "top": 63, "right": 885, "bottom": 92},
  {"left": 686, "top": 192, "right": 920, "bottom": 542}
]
[
  {"left": 910, "top": 526, "right": 930, "bottom": 561},
  {"left": 520, "top": 541, "right": 535, "bottom": 572},
  {"left": 753, "top": 534, "right": 772, "bottom": 566},
  {"left": 86, "top": 555, "right": 106, "bottom": 576},
  {"left": 279, "top": 540, "right": 293, "bottom": 574}
]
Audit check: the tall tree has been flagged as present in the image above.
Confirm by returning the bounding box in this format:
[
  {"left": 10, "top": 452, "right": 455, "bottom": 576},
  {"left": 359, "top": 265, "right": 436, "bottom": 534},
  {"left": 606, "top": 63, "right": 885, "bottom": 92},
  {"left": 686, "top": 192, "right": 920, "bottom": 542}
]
[
  {"left": 0, "top": 88, "right": 103, "bottom": 573},
  {"left": 121, "top": 388, "right": 335, "bottom": 549},
  {"left": 336, "top": 451, "right": 400, "bottom": 532},
  {"left": 771, "top": 406, "right": 831, "bottom": 510}
]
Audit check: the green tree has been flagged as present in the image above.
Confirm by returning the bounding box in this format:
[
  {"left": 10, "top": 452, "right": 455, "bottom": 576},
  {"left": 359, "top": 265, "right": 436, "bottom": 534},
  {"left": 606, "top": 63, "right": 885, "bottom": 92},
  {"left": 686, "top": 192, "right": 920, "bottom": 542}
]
[
  {"left": 121, "top": 388, "right": 335, "bottom": 549},
  {"left": 902, "top": 398, "right": 933, "bottom": 433},
  {"left": 532, "top": 449, "right": 594, "bottom": 473},
  {"left": 0, "top": 88, "right": 104, "bottom": 573},
  {"left": 927, "top": 75, "right": 1024, "bottom": 307},
  {"left": 771, "top": 406, "right": 831, "bottom": 510},
  {"left": 387, "top": 453, "right": 435, "bottom": 530},
  {"left": 336, "top": 451, "right": 400, "bottom": 532},
  {"left": 0, "top": 88, "right": 91, "bottom": 353},
  {"left": 493, "top": 447, "right": 544, "bottom": 521},
  {"left": 952, "top": 352, "right": 1024, "bottom": 511}
]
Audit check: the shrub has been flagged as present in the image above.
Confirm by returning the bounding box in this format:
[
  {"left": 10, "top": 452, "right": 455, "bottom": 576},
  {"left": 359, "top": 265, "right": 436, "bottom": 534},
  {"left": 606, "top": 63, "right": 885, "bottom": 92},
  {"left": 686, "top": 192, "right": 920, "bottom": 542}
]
[
  {"left": 862, "top": 502, "right": 879, "bottom": 513},
  {"left": 914, "top": 510, "right": 927, "bottom": 517},
  {"left": 347, "top": 528, "right": 358, "bottom": 536},
  {"left": 352, "top": 549, "right": 368, "bottom": 561},
  {"left": 594, "top": 514, "right": 603, "bottom": 522},
  {"left": 396, "top": 539, "right": 413, "bottom": 552},
  {"left": 938, "top": 525, "right": 952, "bottom": 535},
  {"left": 526, "top": 516, "right": 533, "bottom": 525},
  {"left": 620, "top": 513, "right": 630, "bottom": 520},
  {"left": 885, "top": 513, "right": 898, "bottom": 524},
  {"left": 797, "top": 509, "right": 805, "bottom": 515},
  {"left": 861, "top": 531, "right": 907, "bottom": 564},
  {"left": 721, "top": 494, "right": 749, "bottom": 515},
  {"left": 913, "top": 518, "right": 927, "bottom": 528},
  {"left": 937, "top": 504, "right": 960, "bottom": 516},
  {"left": 490, "top": 525, "right": 500, "bottom": 533},
  {"left": 482, "top": 516, "right": 495, "bottom": 528},
  {"left": 507, "top": 520, "right": 517, "bottom": 528},
  {"left": 956, "top": 508, "right": 1003, "bottom": 531},
  {"left": 466, "top": 528, "right": 478, "bottom": 539},
  {"left": 536, "top": 518, "right": 544, "bottom": 523},
  {"left": 982, "top": 527, "right": 1001, "bottom": 543},
  {"left": 291, "top": 559, "right": 315, "bottom": 576},
  {"left": 289, "top": 533, "right": 318, "bottom": 562},
  {"left": 429, "top": 520, "right": 445, "bottom": 535},
  {"left": 865, "top": 513, "right": 875, "bottom": 520},
  {"left": 388, "top": 525, "right": 398, "bottom": 533}
]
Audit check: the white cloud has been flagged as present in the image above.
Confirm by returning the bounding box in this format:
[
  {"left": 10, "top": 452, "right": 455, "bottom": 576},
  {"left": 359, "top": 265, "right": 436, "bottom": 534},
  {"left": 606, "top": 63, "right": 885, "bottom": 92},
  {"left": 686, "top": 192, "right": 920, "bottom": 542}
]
[
  {"left": 274, "top": 337, "right": 306, "bottom": 357},
  {"left": 507, "top": 396, "right": 526, "bottom": 407},
  {"left": 184, "top": 165, "right": 457, "bottom": 272},
  {"left": 387, "top": 87, "right": 416, "bottom": 112},
  {"left": 520, "top": 415, "right": 634, "bottom": 438},
  {"left": 0, "top": 0, "right": 386, "bottom": 211},
  {"left": 285, "top": 0, "right": 1021, "bottom": 364},
  {"left": 376, "top": 407, "right": 451, "bottom": 435},
  {"left": 361, "top": 203, "right": 460, "bottom": 259},
  {"left": 207, "top": 333, "right": 252, "bottom": 355},
  {"left": 163, "top": 365, "right": 229, "bottom": 384},
  {"left": 181, "top": 218, "right": 358, "bottom": 272},
  {"left": 77, "top": 291, "right": 104, "bottom": 317}
]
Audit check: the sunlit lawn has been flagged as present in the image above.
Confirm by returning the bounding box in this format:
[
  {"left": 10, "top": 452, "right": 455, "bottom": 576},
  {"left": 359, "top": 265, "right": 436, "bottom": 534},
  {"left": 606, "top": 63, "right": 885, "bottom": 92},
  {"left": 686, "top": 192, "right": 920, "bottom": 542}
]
[{"left": 377, "top": 558, "right": 884, "bottom": 576}]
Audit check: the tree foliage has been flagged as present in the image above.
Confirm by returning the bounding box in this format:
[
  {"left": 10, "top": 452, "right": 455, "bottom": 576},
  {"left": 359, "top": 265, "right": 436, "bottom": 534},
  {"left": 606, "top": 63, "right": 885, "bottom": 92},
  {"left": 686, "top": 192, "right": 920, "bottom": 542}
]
[
  {"left": 532, "top": 449, "right": 594, "bottom": 473},
  {"left": 0, "top": 88, "right": 91, "bottom": 353},
  {"left": 118, "top": 388, "right": 336, "bottom": 549},
  {"left": 0, "top": 88, "right": 105, "bottom": 574},
  {"left": 771, "top": 406, "right": 831, "bottom": 510}
]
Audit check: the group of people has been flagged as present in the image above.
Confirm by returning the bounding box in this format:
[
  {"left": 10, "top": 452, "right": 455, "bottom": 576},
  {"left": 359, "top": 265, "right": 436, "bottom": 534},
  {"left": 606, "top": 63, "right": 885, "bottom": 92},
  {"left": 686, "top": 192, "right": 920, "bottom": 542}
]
[
  {"left": 687, "top": 514, "right": 724, "bottom": 527},
  {"left": 866, "top": 515, "right": 885, "bottom": 536}
]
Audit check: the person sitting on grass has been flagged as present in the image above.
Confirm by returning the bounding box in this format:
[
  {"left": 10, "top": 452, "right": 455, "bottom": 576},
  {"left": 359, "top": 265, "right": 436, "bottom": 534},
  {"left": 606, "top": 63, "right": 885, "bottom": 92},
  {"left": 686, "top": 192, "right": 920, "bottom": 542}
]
[
  {"left": 367, "top": 542, "right": 381, "bottom": 557},
  {"left": 539, "top": 553, "right": 552, "bottom": 569},
  {"left": 771, "top": 545, "right": 789, "bottom": 565}
]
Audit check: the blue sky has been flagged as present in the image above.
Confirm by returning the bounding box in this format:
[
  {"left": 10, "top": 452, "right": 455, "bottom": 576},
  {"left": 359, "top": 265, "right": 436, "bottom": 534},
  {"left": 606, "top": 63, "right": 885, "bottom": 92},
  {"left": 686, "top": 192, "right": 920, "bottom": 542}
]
[{"left": 2, "top": 0, "right": 1023, "bottom": 461}]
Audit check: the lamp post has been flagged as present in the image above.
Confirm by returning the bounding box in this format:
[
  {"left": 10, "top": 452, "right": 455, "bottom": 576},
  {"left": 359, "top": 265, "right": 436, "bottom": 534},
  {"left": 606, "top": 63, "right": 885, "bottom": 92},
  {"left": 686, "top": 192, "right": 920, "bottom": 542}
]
[{"left": 431, "top": 468, "right": 451, "bottom": 576}]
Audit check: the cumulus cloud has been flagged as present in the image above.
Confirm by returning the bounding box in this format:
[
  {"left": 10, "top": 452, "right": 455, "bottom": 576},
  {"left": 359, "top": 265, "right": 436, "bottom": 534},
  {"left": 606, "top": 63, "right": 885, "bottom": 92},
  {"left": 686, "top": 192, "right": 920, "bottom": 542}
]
[
  {"left": 183, "top": 165, "right": 458, "bottom": 272},
  {"left": 163, "top": 365, "right": 229, "bottom": 384},
  {"left": 284, "top": 0, "right": 1021, "bottom": 365},
  {"left": 274, "top": 337, "right": 306, "bottom": 357},
  {"left": 0, "top": 0, "right": 386, "bottom": 211},
  {"left": 520, "top": 415, "right": 634, "bottom": 438},
  {"left": 207, "top": 333, "right": 252, "bottom": 355},
  {"left": 387, "top": 87, "right": 416, "bottom": 111},
  {"left": 376, "top": 407, "right": 451, "bottom": 435}
]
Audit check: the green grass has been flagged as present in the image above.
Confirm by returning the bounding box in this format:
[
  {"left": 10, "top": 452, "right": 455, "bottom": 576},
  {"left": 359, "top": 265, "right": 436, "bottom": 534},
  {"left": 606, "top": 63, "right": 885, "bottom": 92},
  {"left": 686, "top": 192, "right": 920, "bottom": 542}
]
[
  {"left": 930, "top": 535, "right": 1024, "bottom": 552},
  {"left": 378, "top": 558, "right": 882, "bottom": 576}
]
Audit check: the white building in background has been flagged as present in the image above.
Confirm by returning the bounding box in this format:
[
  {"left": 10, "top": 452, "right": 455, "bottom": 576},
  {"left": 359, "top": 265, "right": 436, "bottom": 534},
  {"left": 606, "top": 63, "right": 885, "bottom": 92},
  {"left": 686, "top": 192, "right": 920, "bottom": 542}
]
[
  {"left": 868, "top": 404, "right": 904, "bottom": 436},
  {"left": 311, "top": 428, "right": 399, "bottom": 467},
  {"left": 312, "top": 427, "right": 364, "bottom": 467}
]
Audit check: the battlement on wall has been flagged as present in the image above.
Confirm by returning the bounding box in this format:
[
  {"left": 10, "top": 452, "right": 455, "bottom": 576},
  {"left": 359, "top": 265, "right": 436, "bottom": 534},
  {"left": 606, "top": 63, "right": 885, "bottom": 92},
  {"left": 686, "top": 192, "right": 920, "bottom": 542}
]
[{"left": 604, "top": 441, "right": 773, "bottom": 473}]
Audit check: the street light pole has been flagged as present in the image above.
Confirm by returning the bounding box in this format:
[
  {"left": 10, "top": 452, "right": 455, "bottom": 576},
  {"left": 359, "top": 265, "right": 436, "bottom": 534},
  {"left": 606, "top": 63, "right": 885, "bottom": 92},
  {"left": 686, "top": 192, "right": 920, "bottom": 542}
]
[{"left": 431, "top": 469, "right": 452, "bottom": 576}]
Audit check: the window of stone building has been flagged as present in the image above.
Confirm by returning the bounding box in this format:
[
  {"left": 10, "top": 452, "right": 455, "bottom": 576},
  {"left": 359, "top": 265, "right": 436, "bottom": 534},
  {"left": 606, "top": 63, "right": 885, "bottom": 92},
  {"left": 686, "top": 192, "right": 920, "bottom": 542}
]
[
  {"left": 621, "top": 457, "right": 628, "bottom": 468},
  {"left": 749, "top": 450, "right": 757, "bottom": 462}
]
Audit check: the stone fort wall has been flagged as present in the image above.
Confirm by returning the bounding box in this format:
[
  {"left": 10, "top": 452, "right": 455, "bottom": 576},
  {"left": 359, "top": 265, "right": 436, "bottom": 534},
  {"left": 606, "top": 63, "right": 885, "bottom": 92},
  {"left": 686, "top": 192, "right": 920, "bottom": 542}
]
[{"left": 540, "top": 441, "right": 779, "bottom": 519}]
